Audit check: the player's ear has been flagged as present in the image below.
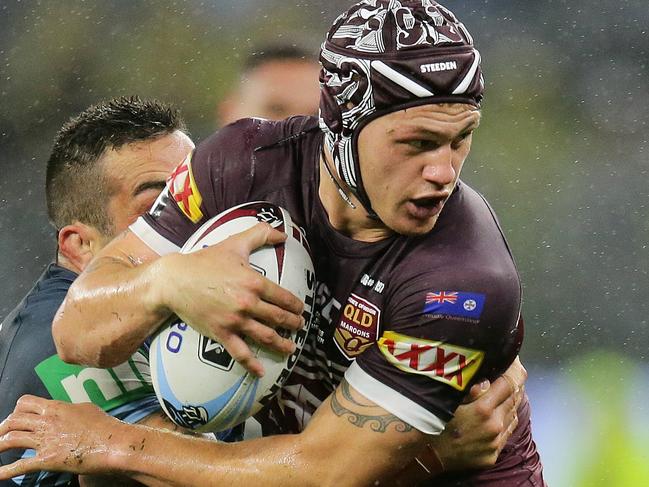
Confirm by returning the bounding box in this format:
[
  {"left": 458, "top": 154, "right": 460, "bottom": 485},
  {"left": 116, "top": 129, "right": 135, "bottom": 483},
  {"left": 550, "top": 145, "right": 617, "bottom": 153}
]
[{"left": 57, "top": 222, "right": 106, "bottom": 273}]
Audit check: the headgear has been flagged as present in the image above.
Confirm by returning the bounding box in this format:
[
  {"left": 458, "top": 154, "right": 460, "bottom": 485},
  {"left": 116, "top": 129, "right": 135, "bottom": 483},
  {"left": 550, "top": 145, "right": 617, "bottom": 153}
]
[{"left": 319, "top": 0, "right": 484, "bottom": 215}]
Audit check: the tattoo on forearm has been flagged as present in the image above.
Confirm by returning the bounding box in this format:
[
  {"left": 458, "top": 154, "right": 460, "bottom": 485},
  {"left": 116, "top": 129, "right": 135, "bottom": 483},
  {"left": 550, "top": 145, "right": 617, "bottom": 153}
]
[{"left": 330, "top": 380, "right": 413, "bottom": 433}]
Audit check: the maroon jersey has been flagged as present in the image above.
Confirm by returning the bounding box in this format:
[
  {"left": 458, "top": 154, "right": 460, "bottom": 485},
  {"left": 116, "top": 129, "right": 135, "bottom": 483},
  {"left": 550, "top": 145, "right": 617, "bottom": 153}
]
[{"left": 131, "top": 116, "right": 544, "bottom": 485}]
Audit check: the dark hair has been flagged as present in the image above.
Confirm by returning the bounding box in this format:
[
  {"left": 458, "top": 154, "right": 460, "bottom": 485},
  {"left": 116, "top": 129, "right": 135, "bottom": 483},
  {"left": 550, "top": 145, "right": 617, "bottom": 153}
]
[
  {"left": 242, "top": 44, "right": 316, "bottom": 74},
  {"left": 46, "top": 96, "right": 186, "bottom": 235}
]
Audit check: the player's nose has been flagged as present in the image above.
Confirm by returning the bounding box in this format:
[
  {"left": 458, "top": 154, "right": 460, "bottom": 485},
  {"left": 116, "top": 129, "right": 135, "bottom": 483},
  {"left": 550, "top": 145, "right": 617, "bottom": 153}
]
[{"left": 421, "top": 145, "right": 455, "bottom": 187}]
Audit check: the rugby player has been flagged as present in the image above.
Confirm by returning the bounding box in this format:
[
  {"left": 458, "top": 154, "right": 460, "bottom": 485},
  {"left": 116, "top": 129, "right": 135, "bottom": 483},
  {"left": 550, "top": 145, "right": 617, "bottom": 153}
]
[
  {"left": 0, "top": 2, "right": 545, "bottom": 485},
  {"left": 0, "top": 97, "right": 197, "bottom": 486},
  {"left": 217, "top": 44, "right": 321, "bottom": 125},
  {"left": 216, "top": 42, "right": 529, "bottom": 452}
]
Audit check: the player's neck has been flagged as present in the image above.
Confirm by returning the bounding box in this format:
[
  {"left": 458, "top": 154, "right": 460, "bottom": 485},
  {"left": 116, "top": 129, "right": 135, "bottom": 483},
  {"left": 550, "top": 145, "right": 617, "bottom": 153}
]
[
  {"left": 56, "top": 253, "right": 83, "bottom": 275},
  {"left": 318, "top": 150, "right": 393, "bottom": 243}
]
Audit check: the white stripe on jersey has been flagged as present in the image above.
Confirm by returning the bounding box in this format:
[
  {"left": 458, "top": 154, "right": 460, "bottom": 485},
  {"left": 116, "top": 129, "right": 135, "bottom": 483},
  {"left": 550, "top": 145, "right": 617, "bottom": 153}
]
[
  {"left": 130, "top": 217, "right": 181, "bottom": 256},
  {"left": 345, "top": 361, "right": 447, "bottom": 435}
]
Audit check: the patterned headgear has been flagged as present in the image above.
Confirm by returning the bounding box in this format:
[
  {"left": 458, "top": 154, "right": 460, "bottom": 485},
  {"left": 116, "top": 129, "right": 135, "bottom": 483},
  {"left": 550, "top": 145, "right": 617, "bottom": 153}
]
[{"left": 318, "top": 0, "right": 484, "bottom": 216}]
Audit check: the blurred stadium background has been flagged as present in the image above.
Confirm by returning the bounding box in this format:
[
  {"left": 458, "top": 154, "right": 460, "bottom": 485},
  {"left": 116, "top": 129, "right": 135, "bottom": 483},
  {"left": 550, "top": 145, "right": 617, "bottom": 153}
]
[{"left": 0, "top": 1, "right": 647, "bottom": 484}]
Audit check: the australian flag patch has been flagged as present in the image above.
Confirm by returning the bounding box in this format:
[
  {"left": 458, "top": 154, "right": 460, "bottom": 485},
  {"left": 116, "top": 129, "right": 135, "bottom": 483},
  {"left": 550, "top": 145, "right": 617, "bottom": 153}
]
[{"left": 423, "top": 291, "right": 486, "bottom": 320}]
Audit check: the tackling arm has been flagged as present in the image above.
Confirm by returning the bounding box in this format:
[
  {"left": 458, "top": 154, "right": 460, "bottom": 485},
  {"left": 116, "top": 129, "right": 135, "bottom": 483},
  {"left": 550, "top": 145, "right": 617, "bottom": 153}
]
[
  {"left": 53, "top": 224, "right": 304, "bottom": 373},
  {"left": 0, "top": 361, "right": 524, "bottom": 487},
  {"left": 0, "top": 383, "right": 427, "bottom": 487},
  {"left": 78, "top": 410, "right": 213, "bottom": 487},
  {"left": 53, "top": 230, "right": 168, "bottom": 368}
]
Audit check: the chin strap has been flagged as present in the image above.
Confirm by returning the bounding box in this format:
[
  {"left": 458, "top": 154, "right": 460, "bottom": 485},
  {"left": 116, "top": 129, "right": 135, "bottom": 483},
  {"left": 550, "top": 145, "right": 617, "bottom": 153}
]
[{"left": 320, "top": 144, "right": 356, "bottom": 210}]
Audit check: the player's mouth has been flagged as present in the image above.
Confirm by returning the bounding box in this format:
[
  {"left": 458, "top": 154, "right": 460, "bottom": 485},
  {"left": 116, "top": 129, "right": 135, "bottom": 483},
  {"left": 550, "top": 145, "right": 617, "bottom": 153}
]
[{"left": 405, "top": 195, "right": 447, "bottom": 220}]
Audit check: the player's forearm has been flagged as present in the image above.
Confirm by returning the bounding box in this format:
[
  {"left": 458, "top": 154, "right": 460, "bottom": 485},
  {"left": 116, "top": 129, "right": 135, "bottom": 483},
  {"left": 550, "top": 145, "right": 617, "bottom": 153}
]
[
  {"left": 78, "top": 410, "right": 205, "bottom": 487},
  {"left": 0, "top": 390, "right": 437, "bottom": 486},
  {"left": 53, "top": 255, "right": 172, "bottom": 367},
  {"left": 109, "top": 419, "right": 426, "bottom": 487},
  {"left": 105, "top": 425, "right": 322, "bottom": 487}
]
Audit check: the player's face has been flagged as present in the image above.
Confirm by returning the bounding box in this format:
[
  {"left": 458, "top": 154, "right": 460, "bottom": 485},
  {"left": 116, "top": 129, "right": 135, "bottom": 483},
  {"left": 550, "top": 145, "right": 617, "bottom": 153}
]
[
  {"left": 232, "top": 60, "right": 321, "bottom": 122},
  {"left": 357, "top": 103, "right": 480, "bottom": 236},
  {"left": 103, "top": 130, "right": 195, "bottom": 235}
]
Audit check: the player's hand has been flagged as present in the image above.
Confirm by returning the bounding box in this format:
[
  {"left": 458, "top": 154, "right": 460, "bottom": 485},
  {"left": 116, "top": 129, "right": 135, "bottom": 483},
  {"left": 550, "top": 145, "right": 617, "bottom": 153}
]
[
  {"left": 424, "top": 357, "right": 527, "bottom": 472},
  {"left": 155, "top": 222, "right": 305, "bottom": 376},
  {"left": 0, "top": 395, "right": 122, "bottom": 480}
]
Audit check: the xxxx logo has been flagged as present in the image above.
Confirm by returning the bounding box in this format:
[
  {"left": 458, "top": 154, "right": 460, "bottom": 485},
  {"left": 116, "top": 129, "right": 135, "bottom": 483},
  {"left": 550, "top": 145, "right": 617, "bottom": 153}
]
[
  {"left": 334, "top": 293, "right": 381, "bottom": 360},
  {"left": 378, "top": 331, "right": 484, "bottom": 391},
  {"left": 167, "top": 153, "right": 203, "bottom": 223}
]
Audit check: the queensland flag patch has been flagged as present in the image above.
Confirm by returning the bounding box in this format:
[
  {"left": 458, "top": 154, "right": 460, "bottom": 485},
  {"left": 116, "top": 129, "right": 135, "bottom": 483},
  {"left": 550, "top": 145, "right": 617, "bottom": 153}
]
[{"left": 423, "top": 291, "right": 486, "bottom": 320}]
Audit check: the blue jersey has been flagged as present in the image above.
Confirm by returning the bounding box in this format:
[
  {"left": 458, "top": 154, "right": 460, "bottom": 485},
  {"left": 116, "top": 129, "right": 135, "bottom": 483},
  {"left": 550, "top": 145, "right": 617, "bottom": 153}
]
[{"left": 0, "top": 264, "right": 159, "bottom": 487}]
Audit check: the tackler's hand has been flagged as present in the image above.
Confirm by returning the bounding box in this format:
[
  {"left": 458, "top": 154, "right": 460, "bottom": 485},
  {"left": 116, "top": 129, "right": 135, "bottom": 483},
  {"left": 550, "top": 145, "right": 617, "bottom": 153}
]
[
  {"left": 424, "top": 357, "right": 527, "bottom": 472},
  {"left": 0, "top": 396, "right": 124, "bottom": 480},
  {"left": 155, "top": 222, "right": 305, "bottom": 377}
]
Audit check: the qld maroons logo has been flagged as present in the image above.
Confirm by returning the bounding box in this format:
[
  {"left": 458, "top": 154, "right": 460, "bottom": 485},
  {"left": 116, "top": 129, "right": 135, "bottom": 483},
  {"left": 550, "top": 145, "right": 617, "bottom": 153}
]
[{"left": 334, "top": 293, "right": 381, "bottom": 359}]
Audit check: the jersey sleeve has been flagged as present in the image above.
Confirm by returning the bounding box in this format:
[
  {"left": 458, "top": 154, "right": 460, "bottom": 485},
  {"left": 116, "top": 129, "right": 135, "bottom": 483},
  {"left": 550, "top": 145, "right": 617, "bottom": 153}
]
[
  {"left": 349, "top": 262, "right": 522, "bottom": 434},
  {"left": 130, "top": 119, "right": 262, "bottom": 253}
]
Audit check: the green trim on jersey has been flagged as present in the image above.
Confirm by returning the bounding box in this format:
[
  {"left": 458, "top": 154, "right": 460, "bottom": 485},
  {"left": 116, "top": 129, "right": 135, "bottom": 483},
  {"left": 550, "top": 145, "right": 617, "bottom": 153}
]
[{"left": 35, "top": 350, "right": 153, "bottom": 411}]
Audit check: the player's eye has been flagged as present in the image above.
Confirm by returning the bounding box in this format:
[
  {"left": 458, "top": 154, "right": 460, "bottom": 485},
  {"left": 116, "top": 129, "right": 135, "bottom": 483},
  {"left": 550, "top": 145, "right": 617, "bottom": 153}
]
[
  {"left": 407, "top": 139, "right": 439, "bottom": 151},
  {"left": 451, "top": 131, "right": 472, "bottom": 149}
]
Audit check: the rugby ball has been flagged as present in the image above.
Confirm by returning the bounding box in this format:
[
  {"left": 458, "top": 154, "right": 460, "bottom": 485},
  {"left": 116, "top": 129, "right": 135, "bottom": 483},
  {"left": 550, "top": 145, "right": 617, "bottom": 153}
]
[{"left": 150, "top": 202, "right": 316, "bottom": 433}]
